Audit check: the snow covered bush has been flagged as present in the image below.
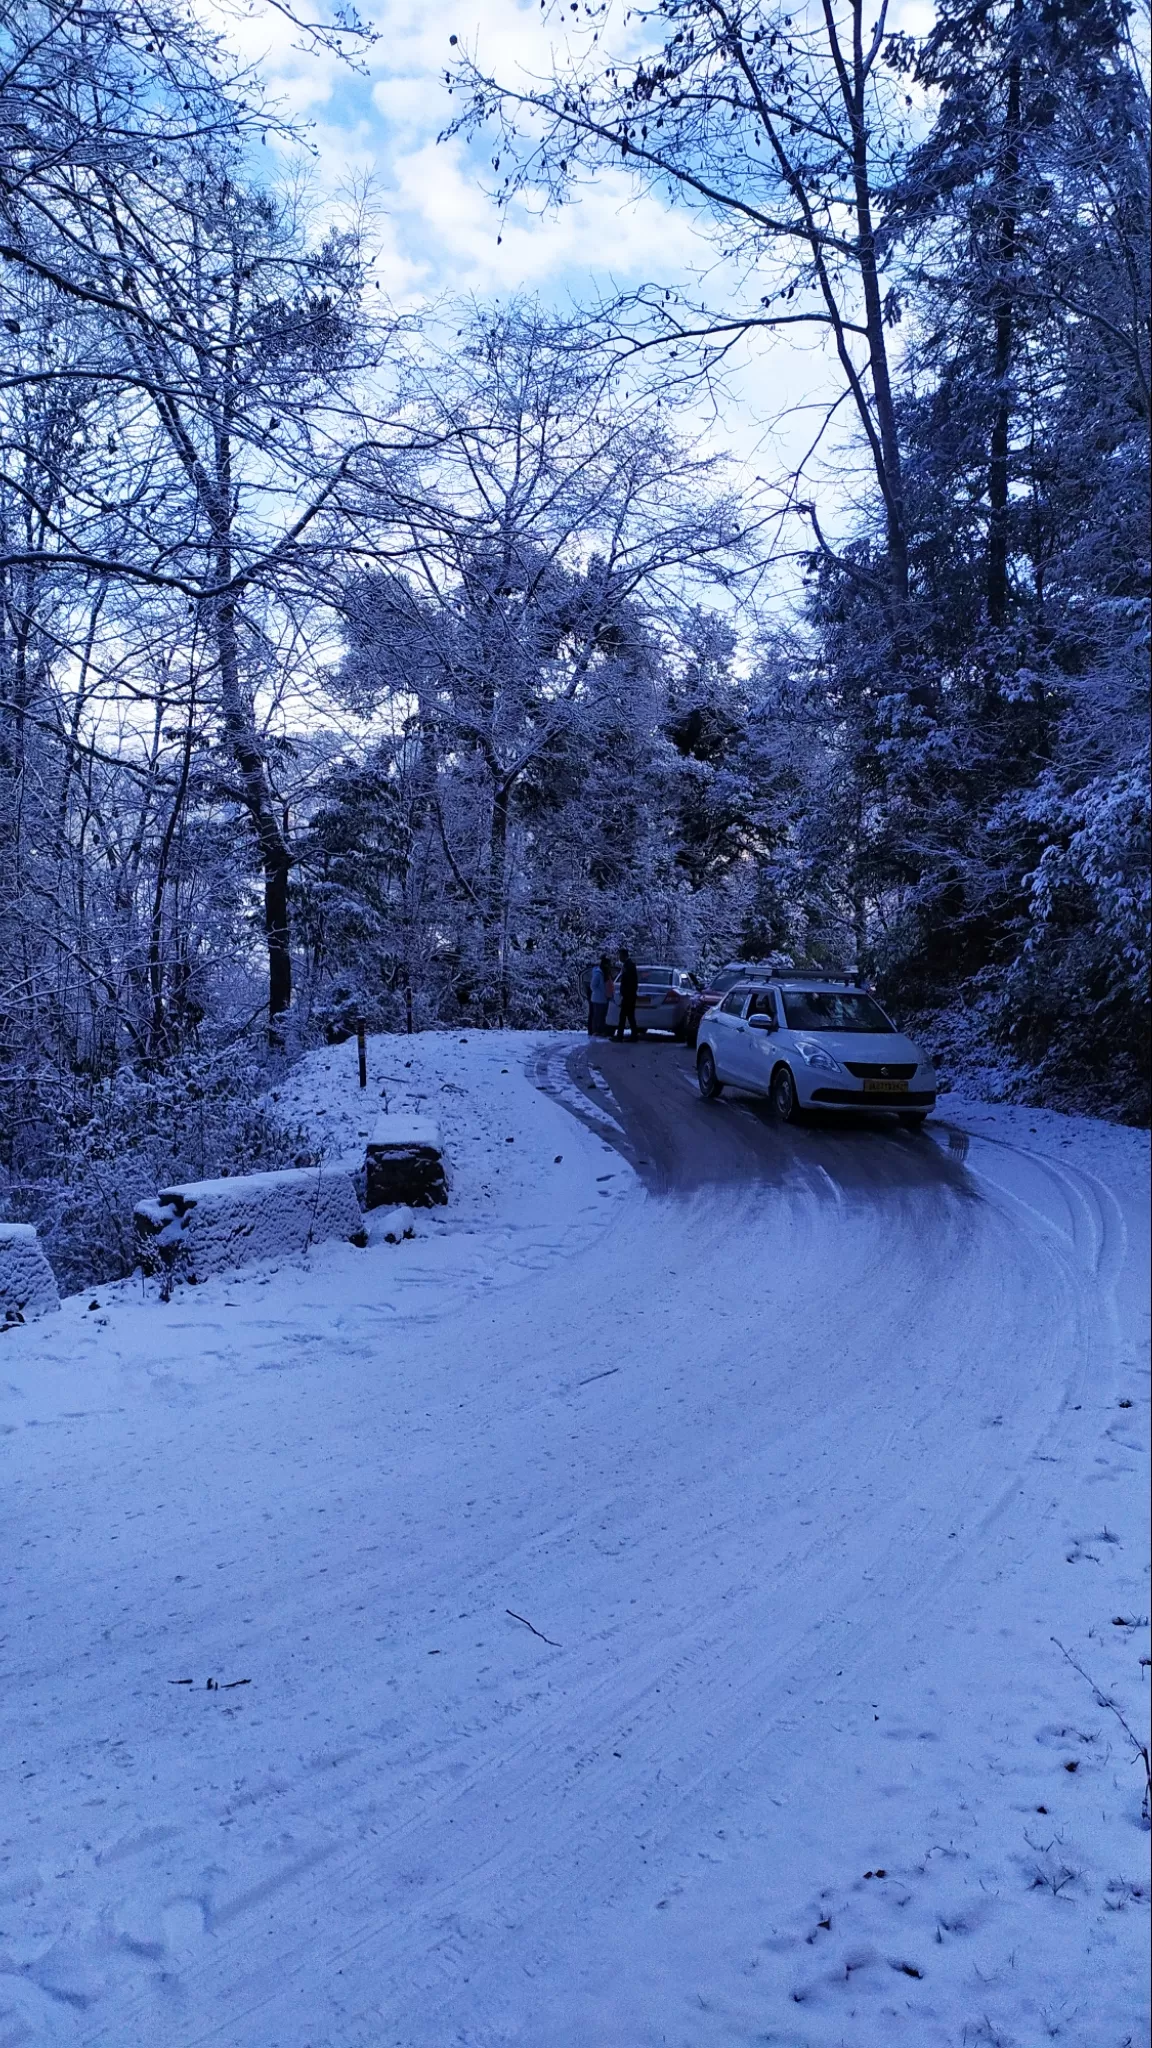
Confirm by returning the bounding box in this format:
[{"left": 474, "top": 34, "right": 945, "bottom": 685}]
[
  {"left": 1, "top": 1050, "right": 314, "bottom": 1297},
  {"left": 0, "top": 1222, "right": 59, "bottom": 1323},
  {"left": 991, "top": 758, "right": 1151, "bottom": 1122}
]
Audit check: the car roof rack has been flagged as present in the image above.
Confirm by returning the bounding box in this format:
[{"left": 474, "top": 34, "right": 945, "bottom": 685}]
[
  {"left": 731, "top": 968, "right": 870, "bottom": 988},
  {"left": 775, "top": 968, "right": 869, "bottom": 985},
  {"left": 722, "top": 960, "right": 866, "bottom": 980}
]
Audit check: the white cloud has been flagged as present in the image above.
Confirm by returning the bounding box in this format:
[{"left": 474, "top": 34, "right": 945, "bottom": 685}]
[{"left": 381, "top": 135, "right": 706, "bottom": 296}]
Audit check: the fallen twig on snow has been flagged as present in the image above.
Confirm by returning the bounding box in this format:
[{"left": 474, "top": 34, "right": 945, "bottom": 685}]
[
  {"left": 506, "top": 1609, "right": 561, "bottom": 1647},
  {"left": 1052, "top": 1636, "right": 1151, "bottom": 1821}
]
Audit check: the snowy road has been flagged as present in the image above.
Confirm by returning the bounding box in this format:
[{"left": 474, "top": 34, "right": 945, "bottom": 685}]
[
  {"left": 1, "top": 1034, "right": 1148, "bottom": 2048},
  {"left": 557, "top": 1034, "right": 975, "bottom": 1198}
]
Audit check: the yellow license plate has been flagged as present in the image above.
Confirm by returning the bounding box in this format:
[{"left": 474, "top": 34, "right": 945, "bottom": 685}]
[{"left": 863, "top": 1078, "right": 908, "bottom": 1093}]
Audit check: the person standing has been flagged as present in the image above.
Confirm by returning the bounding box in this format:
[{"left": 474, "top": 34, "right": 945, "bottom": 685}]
[
  {"left": 605, "top": 961, "right": 620, "bottom": 1035},
  {"left": 614, "top": 948, "right": 639, "bottom": 1041},
  {"left": 588, "top": 956, "right": 609, "bottom": 1037}
]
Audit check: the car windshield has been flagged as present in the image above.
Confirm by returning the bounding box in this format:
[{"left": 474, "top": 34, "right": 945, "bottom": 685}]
[
  {"left": 637, "top": 967, "right": 674, "bottom": 985},
  {"left": 711, "top": 969, "right": 745, "bottom": 993},
  {"left": 781, "top": 990, "right": 896, "bottom": 1033}
]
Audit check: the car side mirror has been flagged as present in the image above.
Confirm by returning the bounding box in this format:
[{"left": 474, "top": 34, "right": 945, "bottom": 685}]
[{"left": 748, "top": 1014, "right": 777, "bottom": 1031}]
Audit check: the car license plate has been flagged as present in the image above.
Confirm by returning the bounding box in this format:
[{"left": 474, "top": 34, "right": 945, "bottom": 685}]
[{"left": 863, "top": 1078, "right": 908, "bottom": 1093}]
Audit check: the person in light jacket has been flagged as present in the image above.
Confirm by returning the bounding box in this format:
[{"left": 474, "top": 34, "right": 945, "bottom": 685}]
[
  {"left": 614, "top": 949, "right": 639, "bottom": 1041},
  {"left": 588, "top": 956, "right": 610, "bottom": 1036},
  {"left": 582, "top": 950, "right": 610, "bottom": 1032}
]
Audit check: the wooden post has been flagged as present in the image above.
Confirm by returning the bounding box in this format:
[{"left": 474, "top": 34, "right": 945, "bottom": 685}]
[{"left": 356, "top": 1019, "right": 367, "bottom": 1089}]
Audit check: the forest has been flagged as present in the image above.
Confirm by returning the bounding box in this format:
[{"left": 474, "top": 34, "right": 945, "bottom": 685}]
[{"left": 1, "top": 0, "right": 1148, "bottom": 1287}]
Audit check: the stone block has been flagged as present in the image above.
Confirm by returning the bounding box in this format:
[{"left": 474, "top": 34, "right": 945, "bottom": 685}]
[
  {"left": 365, "top": 1116, "right": 448, "bottom": 1210},
  {"left": 134, "top": 1166, "right": 365, "bottom": 1283}
]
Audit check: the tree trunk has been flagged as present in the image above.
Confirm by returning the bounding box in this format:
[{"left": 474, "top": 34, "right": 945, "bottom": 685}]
[
  {"left": 486, "top": 778, "right": 510, "bottom": 1023},
  {"left": 987, "top": 40, "right": 1022, "bottom": 630},
  {"left": 844, "top": 0, "right": 910, "bottom": 608},
  {"left": 851, "top": 201, "right": 908, "bottom": 600},
  {"left": 147, "top": 680, "right": 197, "bottom": 1058},
  {"left": 213, "top": 569, "right": 293, "bottom": 1040}
]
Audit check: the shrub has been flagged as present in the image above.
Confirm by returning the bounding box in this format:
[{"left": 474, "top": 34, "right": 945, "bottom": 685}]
[{"left": 1, "top": 1047, "right": 313, "bottom": 1295}]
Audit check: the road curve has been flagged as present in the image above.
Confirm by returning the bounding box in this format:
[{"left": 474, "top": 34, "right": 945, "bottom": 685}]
[
  {"left": 562, "top": 1032, "right": 975, "bottom": 1202},
  {"left": 5, "top": 1032, "right": 1140, "bottom": 2048}
]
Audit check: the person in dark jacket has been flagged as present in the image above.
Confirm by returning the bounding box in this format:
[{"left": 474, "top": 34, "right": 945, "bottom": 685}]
[{"left": 614, "top": 949, "right": 639, "bottom": 1041}]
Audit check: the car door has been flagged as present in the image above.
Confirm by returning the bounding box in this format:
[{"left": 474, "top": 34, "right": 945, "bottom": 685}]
[
  {"left": 739, "top": 988, "right": 780, "bottom": 1094},
  {"left": 669, "top": 969, "right": 695, "bottom": 1035},
  {"left": 726, "top": 989, "right": 769, "bottom": 1085},
  {"left": 710, "top": 988, "right": 750, "bottom": 1082}
]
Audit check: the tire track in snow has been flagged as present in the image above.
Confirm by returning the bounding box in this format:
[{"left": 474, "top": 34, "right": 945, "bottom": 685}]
[
  {"left": 8, "top": 1048, "right": 1123, "bottom": 2039},
  {"left": 75, "top": 1173, "right": 1114, "bottom": 2048}
]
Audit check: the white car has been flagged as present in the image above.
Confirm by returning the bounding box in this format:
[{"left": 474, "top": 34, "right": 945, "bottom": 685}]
[{"left": 694, "top": 976, "right": 937, "bottom": 1127}]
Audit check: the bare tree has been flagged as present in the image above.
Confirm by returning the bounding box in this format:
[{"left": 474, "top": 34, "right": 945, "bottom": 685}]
[
  {"left": 339, "top": 303, "right": 753, "bottom": 1019},
  {"left": 447, "top": 0, "right": 917, "bottom": 608},
  {"left": 1, "top": 0, "right": 395, "bottom": 1036}
]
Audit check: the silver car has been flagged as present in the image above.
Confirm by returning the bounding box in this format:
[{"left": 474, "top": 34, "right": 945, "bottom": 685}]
[
  {"left": 695, "top": 976, "right": 937, "bottom": 1127},
  {"left": 607, "top": 965, "right": 699, "bottom": 1038}
]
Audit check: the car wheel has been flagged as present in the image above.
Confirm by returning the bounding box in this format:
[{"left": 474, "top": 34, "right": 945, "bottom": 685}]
[
  {"left": 697, "top": 1046, "right": 724, "bottom": 1100},
  {"left": 771, "top": 1064, "right": 800, "bottom": 1123},
  {"left": 899, "top": 1110, "right": 928, "bottom": 1130}
]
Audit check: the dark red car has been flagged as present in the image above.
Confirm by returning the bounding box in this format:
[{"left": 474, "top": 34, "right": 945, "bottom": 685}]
[{"left": 684, "top": 962, "right": 780, "bottom": 1048}]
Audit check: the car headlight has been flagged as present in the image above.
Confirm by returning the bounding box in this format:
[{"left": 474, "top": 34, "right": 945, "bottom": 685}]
[{"left": 797, "top": 1043, "right": 842, "bottom": 1073}]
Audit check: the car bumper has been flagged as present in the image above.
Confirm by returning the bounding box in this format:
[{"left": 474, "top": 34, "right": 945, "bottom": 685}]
[
  {"left": 635, "top": 1005, "right": 687, "bottom": 1031},
  {"left": 807, "top": 1086, "right": 936, "bottom": 1108}
]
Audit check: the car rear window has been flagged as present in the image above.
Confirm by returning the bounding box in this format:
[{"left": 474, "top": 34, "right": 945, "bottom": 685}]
[
  {"left": 781, "top": 990, "right": 895, "bottom": 1033},
  {"left": 636, "top": 968, "right": 674, "bottom": 985}
]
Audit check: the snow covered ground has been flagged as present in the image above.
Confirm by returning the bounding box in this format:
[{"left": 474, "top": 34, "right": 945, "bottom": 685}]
[{"left": 1, "top": 1031, "right": 1148, "bottom": 2048}]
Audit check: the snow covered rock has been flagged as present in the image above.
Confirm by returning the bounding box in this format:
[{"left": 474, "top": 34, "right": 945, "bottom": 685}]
[
  {"left": 365, "top": 1116, "right": 448, "bottom": 1210},
  {"left": 0, "top": 1221, "right": 60, "bottom": 1323},
  {"left": 372, "top": 1206, "right": 416, "bottom": 1244},
  {"left": 134, "top": 1167, "right": 366, "bottom": 1282}
]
